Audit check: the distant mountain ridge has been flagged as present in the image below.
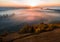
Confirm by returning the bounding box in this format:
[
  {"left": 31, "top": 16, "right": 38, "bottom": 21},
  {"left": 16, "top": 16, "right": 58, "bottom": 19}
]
[{"left": 0, "top": 7, "right": 29, "bottom": 11}]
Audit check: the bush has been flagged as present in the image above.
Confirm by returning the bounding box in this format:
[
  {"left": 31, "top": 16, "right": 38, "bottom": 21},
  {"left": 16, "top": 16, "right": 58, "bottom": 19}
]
[
  {"left": 19, "top": 24, "right": 32, "bottom": 33},
  {"left": 45, "top": 24, "right": 54, "bottom": 31},
  {"left": 18, "top": 23, "right": 60, "bottom": 34}
]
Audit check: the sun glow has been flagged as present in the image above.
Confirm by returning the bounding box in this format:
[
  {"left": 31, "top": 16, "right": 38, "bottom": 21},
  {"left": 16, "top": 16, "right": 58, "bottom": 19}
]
[{"left": 27, "top": 0, "right": 40, "bottom": 7}]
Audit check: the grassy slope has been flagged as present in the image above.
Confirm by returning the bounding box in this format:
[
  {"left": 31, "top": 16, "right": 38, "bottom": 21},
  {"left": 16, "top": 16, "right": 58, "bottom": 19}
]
[
  {"left": 0, "top": 24, "right": 60, "bottom": 42},
  {"left": 0, "top": 28, "right": 60, "bottom": 42},
  {"left": 13, "top": 29, "right": 60, "bottom": 42}
]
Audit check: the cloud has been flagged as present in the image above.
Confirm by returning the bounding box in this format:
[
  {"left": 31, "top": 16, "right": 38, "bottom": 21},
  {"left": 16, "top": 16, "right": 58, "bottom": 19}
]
[
  {"left": 0, "top": 0, "right": 60, "bottom": 7},
  {"left": 0, "top": 0, "right": 60, "bottom": 3},
  {"left": 40, "top": 0, "right": 60, "bottom": 3}
]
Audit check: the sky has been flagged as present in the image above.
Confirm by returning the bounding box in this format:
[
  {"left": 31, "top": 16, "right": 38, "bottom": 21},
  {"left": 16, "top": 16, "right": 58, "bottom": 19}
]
[{"left": 0, "top": 0, "right": 60, "bottom": 7}]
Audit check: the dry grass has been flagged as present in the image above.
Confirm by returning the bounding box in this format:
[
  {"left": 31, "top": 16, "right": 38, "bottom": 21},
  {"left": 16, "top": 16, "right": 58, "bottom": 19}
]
[
  {"left": 19, "top": 23, "right": 60, "bottom": 34},
  {"left": 0, "top": 23, "right": 60, "bottom": 42}
]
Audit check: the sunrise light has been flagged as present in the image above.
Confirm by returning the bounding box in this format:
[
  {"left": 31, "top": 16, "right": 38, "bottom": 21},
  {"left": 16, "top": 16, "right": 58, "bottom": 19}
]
[
  {"left": 0, "top": 0, "right": 60, "bottom": 7},
  {"left": 27, "top": 0, "right": 40, "bottom": 7}
]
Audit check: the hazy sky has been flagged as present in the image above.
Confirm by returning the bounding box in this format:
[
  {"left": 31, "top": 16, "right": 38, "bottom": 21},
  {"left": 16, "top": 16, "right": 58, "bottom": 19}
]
[{"left": 0, "top": 0, "right": 60, "bottom": 7}]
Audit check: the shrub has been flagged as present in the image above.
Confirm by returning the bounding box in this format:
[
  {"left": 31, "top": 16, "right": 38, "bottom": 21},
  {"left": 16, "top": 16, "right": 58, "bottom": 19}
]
[
  {"left": 19, "top": 24, "right": 32, "bottom": 33},
  {"left": 45, "top": 24, "right": 54, "bottom": 31},
  {"left": 18, "top": 23, "right": 60, "bottom": 34}
]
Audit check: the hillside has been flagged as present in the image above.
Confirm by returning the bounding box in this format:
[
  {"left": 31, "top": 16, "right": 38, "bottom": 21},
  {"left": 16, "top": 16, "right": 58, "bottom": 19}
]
[
  {"left": 0, "top": 24, "right": 60, "bottom": 42},
  {"left": 13, "top": 29, "right": 60, "bottom": 42}
]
